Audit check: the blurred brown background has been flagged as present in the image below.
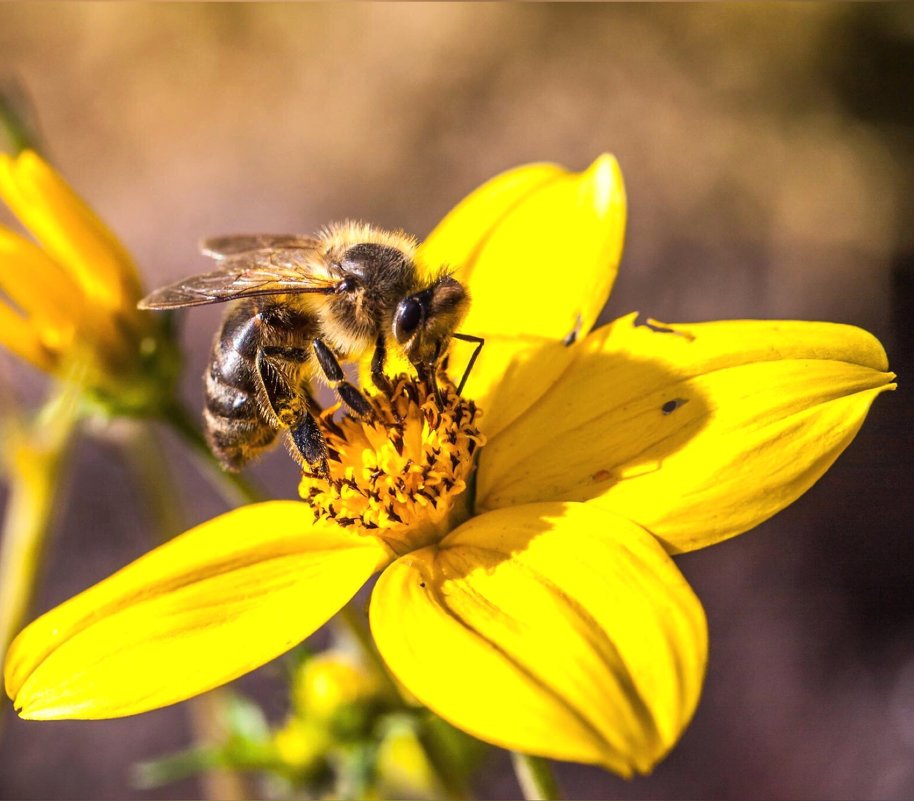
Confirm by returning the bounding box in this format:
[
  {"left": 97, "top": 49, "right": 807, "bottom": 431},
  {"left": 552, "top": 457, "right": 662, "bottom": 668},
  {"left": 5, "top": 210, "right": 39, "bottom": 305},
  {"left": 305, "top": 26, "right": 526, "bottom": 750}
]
[{"left": 1, "top": 3, "right": 913, "bottom": 799}]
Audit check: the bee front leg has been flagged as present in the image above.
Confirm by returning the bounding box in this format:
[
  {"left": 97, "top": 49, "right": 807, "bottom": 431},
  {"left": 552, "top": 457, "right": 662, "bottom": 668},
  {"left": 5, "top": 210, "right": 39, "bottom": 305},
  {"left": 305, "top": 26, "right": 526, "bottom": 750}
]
[
  {"left": 255, "top": 349, "right": 329, "bottom": 476},
  {"left": 416, "top": 361, "right": 443, "bottom": 409},
  {"left": 312, "top": 339, "right": 374, "bottom": 419}
]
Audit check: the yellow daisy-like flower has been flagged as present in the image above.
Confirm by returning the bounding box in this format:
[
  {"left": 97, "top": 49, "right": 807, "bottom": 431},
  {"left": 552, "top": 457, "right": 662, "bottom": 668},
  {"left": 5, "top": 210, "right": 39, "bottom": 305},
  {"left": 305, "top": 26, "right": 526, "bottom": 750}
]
[
  {"left": 3, "top": 156, "right": 895, "bottom": 777},
  {"left": 0, "top": 150, "right": 177, "bottom": 413}
]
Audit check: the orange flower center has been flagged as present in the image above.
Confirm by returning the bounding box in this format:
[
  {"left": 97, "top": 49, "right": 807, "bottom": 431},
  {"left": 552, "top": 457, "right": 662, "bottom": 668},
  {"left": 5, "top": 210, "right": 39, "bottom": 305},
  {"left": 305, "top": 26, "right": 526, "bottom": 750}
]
[{"left": 298, "top": 374, "right": 484, "bottom": 554}]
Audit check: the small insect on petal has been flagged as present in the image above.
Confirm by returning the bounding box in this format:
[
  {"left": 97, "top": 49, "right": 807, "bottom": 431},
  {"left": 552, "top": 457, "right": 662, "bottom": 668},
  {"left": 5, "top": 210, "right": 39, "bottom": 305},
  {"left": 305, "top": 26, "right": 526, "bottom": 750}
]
[{"left": 477, "top": 314, "right": 895, "bottom": 554}]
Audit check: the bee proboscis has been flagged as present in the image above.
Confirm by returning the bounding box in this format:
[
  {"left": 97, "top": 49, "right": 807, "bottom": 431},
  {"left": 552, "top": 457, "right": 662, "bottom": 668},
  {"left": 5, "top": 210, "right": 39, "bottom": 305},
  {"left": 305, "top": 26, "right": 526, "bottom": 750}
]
[{"left": 139, "top": 222, "right": 481, "bottom": 475}]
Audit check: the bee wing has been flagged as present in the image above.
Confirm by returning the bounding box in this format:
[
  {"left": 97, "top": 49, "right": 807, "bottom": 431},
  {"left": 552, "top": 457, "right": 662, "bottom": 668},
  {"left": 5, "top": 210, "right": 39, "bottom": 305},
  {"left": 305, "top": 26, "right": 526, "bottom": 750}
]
[
  {"left": 200, "top": 234, "right": 321, "bottom": 260},
  {"left": 139, "top": 249, "right": 337, "bottom": 310}
]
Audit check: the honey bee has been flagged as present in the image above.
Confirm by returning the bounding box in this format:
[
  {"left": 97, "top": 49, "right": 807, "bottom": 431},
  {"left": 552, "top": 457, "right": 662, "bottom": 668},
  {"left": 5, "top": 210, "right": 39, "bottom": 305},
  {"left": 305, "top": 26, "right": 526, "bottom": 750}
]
[{"left": 139, "top": 222, "right": 481, "bottom": 475}]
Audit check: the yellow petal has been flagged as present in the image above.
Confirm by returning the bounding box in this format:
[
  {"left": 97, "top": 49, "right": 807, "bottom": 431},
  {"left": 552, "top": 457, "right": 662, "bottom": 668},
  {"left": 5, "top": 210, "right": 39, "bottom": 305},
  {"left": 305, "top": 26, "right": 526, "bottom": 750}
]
[
  {"left": 0, "top": 226, "right": 84, "bottom": 344},
  {"left": 477, "top": 314, "right": 895, "bottom": 553},
  {"left": 417, "top": 161, "right": 566, "bottom": 283},
  {"left": 5, "top": 502, "right": 393, "bottom": 719},
  {"left": 0, "top": 300, "right": 56, "bottom": 371},
  {"left": 370, "top": 502, "right": 707, "bottom": 776},
  {"left": 0, "top": 151, "right": 140, "bottom": 310},
  {"left": 421, "top": 155, "right": 625, "bottom": 342},
  {"left": 455, "top": 334, "right": 574, "bottom": 439},
  {"left": 419, "top": 156, "right": 625, "bottom": 426}
]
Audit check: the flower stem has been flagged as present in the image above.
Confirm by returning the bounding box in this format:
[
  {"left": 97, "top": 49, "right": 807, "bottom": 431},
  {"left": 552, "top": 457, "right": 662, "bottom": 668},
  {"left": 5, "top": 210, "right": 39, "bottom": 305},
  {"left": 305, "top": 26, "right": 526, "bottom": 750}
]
[
  {"left": 116, "top": 419, "right": 185, "bottom": 540},
  {"left": 120, "top": 418, "right": 248, "bottom": 801},
  {"left": 0, "top": 389, "right": 79, "bottom": 735},
  {"left": 0, "top": 79, "right": 42, "bottom": 155},
  {"left": 334, "top": 601, "right": 472, "bottom": 800},
  {"left": 0, "top": 394, "right": 79, "bottom": 638},
  {"left": 511, "top": 753, "right": 562, "bottom": 801},
  {"left": 160, "top": 401, "right": 266, "bottom": 507},
  {"left": 415, "top": 723, "right": 473, "bottom": 801}
]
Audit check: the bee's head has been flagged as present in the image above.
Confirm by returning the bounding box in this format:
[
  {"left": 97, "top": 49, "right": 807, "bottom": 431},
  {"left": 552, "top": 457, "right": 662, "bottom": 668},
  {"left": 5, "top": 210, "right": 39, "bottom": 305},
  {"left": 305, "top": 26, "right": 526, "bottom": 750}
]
[
  {"left": 393, "top": 274, "right": 469, "bottom": 370},
  {"left": 323, "top": 239, "right": 415, "bottom": 348}
]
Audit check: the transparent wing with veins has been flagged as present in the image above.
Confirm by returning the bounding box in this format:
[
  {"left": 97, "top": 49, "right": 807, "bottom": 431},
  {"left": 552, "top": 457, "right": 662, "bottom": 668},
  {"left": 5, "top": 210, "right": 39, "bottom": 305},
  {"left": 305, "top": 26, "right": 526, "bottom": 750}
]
[{"left": 138, "top": 235, "right": 338, "bottom": 310}]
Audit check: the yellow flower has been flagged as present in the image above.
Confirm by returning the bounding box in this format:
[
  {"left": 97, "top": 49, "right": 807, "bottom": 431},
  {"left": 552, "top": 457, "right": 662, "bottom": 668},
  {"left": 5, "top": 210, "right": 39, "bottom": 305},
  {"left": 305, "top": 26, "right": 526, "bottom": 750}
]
[
  {"left": 272, "top": 716, "right": 332, "bottom": 776},
  {"left": 0, "top": 150, "right": 178, "bottom": 414},
  {"left": 3, "top": 156, "right": 895, "bottom": 777},
  {"left": 375, "top": 716, "right": 448, "bottom": 800},
  {"left": 292, "top": 651, "right": 382, "bottom": 724}
]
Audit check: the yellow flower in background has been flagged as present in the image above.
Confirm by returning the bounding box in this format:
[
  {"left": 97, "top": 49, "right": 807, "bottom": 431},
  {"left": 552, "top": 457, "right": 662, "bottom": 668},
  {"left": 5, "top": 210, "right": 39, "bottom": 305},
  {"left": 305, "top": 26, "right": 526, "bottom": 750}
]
[
  {"left": 3, "top": 156, "right": 895, "bottom": 777},
  {"left": 292, "top": 651, "right": 382, "bottom": 725},
  {"left": 0, "top": 150, "right": 185, "bottom": 665},
  {"left": 0, "top": 150, "right": 177, "bottom": 413}
]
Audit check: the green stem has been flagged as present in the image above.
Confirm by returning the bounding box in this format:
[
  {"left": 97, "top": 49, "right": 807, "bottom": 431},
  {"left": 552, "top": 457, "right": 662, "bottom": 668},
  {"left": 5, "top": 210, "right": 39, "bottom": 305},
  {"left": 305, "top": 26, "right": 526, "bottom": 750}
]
[
  {"left": 132, "top": 747, "right": 222, "bottom": 790},
  {"left": 160, "top": 401, "right": 266, "bottom": 507},
  {"left": 415, "top": 722, "right": 472, "bottom": 801},
  {"left": 0, "top": 389, "right": 80, "bottom": 736},
  {"left": 121, "top": 418, "right": 249, "bottom": 801},
  {"left": 118, "top": 419, "right": 185, "bottom": 541},
  {"left": 334, "top": 602, "right": 471, "bottom": 800},
  {"left": 511, "top": 753, "right": 562, "bottom": 801},
  {"left": 0, "top": 80, "right": 41, "bottom": 155}
]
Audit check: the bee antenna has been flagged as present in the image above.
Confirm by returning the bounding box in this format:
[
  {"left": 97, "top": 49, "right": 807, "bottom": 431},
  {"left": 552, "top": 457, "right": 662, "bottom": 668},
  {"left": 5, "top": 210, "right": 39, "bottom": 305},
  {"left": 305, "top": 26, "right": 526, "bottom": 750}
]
[{"left": 452, "top": 332, "right": 485, "bottom": 395}]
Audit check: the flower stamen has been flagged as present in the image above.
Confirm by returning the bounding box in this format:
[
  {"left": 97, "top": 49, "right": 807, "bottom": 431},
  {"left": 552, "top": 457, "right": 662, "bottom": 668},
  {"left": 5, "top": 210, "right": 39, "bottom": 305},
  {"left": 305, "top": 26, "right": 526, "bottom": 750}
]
[{"left": 299, "top": 374, "right": 484, "bottom": 554}]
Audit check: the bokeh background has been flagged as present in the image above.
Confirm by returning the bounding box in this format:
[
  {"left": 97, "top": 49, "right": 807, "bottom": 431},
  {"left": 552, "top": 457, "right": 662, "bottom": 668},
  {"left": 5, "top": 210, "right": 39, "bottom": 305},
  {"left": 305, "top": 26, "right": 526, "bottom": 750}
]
[{"left": 1, "top": 3, "right": 913, "bottom": 799}]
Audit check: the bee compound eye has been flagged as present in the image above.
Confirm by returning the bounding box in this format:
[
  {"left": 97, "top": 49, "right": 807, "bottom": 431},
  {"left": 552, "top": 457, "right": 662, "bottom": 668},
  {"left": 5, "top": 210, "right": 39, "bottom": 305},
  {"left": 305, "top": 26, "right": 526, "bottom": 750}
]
[{"left": 394, "top": 298, "right": 422, "bottom": 343}]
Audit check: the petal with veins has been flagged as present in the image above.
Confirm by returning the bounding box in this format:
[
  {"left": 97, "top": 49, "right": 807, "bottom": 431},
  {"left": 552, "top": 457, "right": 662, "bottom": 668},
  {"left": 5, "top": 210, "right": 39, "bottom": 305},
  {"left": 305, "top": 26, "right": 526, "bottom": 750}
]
[
  {"left": 419, "top": 156, "right": 625, "bottom": 429},
  {"left": 5, "top": 502, "right": 393, "bottom": 719},
  {"left": 477, "top": 314, "right": 895, "bottom": 553},
  {"left": 370, "top": 502, "right": 706, "bottom": 776}
]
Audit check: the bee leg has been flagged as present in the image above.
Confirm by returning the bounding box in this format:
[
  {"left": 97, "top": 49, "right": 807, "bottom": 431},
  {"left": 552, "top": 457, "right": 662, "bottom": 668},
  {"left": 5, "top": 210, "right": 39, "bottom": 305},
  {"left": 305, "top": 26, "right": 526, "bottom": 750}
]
[
  {"left": 370, "top": 333, "right": 392, "bottom": 394},
  {"left": 290, "top": 413, "right": 330, "bottom": 479},
  {"left": 416, "top": 361, "right": 443, "bottom": 409},
  {"left": 255, "top": 349, "right": 329, "bottom": 476},
  {"left": 312, "top": 339, "right": 374, "bottom": 419},
  {"left": 421, "top": 339, "right": 446, "bottom": 408}
]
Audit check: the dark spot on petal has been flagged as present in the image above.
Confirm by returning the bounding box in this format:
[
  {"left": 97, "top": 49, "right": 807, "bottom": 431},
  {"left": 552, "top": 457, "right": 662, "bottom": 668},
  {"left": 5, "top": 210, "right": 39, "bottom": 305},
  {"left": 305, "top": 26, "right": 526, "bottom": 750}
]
[
  {"left": 563, "top": 314, "right": 583, "bottom": 346},
  {"left": 591, "top": 468, "right": 613, "bottom": 482},
  {"left": 419, "top": 581, "right": 426, "bottom": 588},
  {"left": 662, "top": 398, "right": 688, "bottom": 415}
]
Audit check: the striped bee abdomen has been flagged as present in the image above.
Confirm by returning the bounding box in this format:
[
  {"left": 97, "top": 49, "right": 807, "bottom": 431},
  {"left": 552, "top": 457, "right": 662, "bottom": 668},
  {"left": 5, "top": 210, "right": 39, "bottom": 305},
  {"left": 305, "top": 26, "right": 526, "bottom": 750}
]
[{"left": 203, "top": 302, "right": 281, "bottom": 471}]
